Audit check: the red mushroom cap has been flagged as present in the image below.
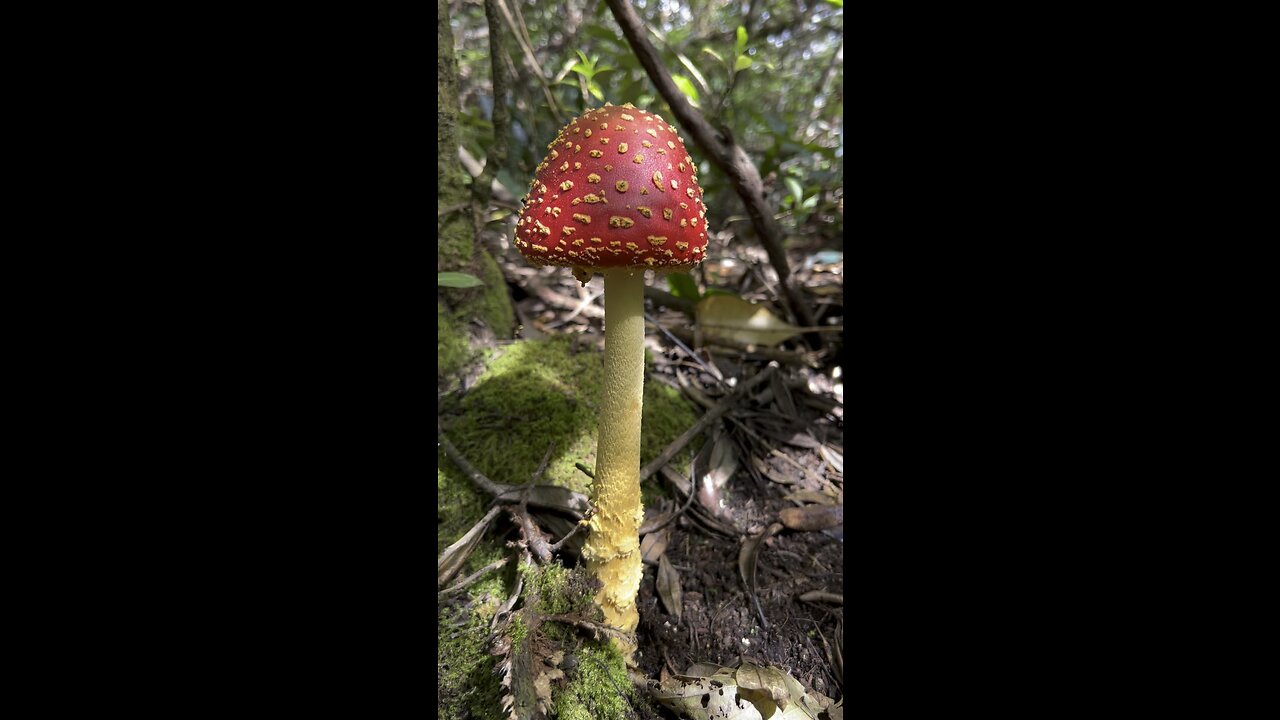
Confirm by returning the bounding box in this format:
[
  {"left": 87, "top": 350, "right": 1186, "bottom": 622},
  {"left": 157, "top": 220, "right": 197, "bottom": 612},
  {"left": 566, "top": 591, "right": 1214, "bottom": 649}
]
[{"left": 514, "top": 104, "right": 708, "bottom": 275}]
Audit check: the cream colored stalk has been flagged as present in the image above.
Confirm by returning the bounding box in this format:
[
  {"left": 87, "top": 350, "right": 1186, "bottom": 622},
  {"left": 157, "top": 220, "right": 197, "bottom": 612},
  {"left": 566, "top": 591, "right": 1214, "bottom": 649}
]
[{"left": 581, "top": 268, "right": 646, "bottom": 656}]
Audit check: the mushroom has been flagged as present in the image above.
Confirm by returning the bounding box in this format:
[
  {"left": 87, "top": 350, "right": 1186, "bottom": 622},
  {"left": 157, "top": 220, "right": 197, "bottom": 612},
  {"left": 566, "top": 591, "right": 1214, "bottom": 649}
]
[{"left": 513, "top": 103, "right": 707, "bottom": 654}]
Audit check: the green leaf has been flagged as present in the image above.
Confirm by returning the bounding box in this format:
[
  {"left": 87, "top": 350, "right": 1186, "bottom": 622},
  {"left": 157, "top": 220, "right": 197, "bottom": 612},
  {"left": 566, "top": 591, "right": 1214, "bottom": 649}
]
[
  {"left": 582, "top": 24, "right": 623, "bottom": 46},
  {"left": 734, "top": 55, "right": 753, "bottom": 71},
  {"left": 785, "top": 178, "right": 805, "bottom": 207},
  {"left": 674, "top": 51, "right": 710, "bottom": 97},
  {"left": 588, "top": 81, "right": 604, "bottom": 102},
  {"left": 575, "top": 49, "right": 590, "bottom": 66},
  {"left": 736, "top": 25, "right": 748, "bottom": 54},
  {"left": 825, "top": 0, "right": 844, "bottom": 7},
  {"left": 666, "top": 271, "right": 701, "bottom": 301},
  {"left": 438, "top": 272, "right": 484, "bottom": 288},
  {"left": 701, "top": 46, "right": 725, "bottom": 64},
  {"left": 570, "top": 62, "right": 590, "bottom": 77},
  {"left": 672, "top": 74, "right": 700, "bottom": 105}
]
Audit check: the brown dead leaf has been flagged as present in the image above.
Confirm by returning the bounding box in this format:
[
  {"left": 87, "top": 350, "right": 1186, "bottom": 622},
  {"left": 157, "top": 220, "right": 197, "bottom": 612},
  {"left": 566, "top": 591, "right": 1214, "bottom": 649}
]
[
  {"left": 640, "top": 526, "right": 673, "bottom": 566},
  {"left": 654, "top": 662, "right": 836, "bottom": 720},
  {"left": 739, "top": 522, "right": 784, "bottom": 623},
  {"left": 779, "top": 504, "right": 843, "bottom": 532},
  {"left": 784, "top": 490, "right": 838, "bottom": 506},
  {"left": 753, "top": 455, "right": 797, "bottom": 486},
  {"left": 736, "top": 663, "right": 792, "bottom": 712},
  {"left": 771, "top": 370, "right": 798, "bottom": 420},
  {"left": 656, "top": 553, "right": 683, "bottom": 622},
  {"left": 704, "top": 425, "right": 739, "bottom": 490}
]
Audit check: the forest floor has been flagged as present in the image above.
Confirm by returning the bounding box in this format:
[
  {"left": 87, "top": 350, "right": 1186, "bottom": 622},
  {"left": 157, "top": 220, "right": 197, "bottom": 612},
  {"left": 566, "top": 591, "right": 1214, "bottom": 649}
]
[{"left": 440, "top": 216, "right": 843, "bottom": 719}]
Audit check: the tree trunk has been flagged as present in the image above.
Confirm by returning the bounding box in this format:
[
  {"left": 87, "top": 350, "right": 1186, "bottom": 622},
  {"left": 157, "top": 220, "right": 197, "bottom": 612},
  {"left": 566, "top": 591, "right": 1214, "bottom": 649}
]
[{"left": 438, "top": 0, "right": 514, "bottom": 379}]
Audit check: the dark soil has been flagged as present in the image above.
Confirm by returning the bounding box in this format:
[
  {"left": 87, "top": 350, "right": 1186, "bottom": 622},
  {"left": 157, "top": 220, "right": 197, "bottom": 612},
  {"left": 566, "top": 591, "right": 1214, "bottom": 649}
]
[{"left": 635, "top": 526, "right": 843, "bottom": 697}]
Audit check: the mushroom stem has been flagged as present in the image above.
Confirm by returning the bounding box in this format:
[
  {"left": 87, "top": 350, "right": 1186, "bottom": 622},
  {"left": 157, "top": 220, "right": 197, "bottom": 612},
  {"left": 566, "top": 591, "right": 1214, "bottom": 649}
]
[{"left": 583, "top": 267, "right": 646, "bottom": 654}]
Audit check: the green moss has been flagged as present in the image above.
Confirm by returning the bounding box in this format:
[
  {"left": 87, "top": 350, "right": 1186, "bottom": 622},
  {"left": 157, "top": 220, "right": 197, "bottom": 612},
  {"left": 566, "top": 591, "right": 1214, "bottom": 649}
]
[
  {"left": 438, "top": 337, "right": 701, "bottom": 720},
  {"left": 473, "top": 250, "right": 515, "bottom": 335},
  {"left": 520, "top": 562, "right": 598, "bottom": 617},
  {"left": 554, "top": 640, "right": 638, "bottom": 720},
  {"left": 438, "top": 252, "right": 514, "bottom": 381},
  {"left": 438, "top": 300, "right": 472, "bottom": 379},
  {"left": 437, "top": 450, "right": 488, "bottom": 556},
  {"left": 508, "top": 613, "right": 528, "bottom": 646},
  {"left": 441, "top": 337, "right": 701, "bottom": 496},
  {"left": 438, "top": 559, "right": 507, "bottom": 720}
]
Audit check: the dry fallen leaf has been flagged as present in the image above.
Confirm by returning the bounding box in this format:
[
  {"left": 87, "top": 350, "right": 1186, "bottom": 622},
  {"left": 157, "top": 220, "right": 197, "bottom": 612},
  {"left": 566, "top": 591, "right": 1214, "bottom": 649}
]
[
  {"left": 651, "top": 672, "right": 765, "bottom": 720},
  {"left": 657, "top": 553, "right": 684, "bottom": 622},
  {"left": 641, "top": 526, "right": 673, "bottom": 566},
  {"left": 770, "top": 371, "right": 798, "bottom": 420},
  {"left": 784, "top": 490, "right": 838, "bottom": 506},
  {"left": 696, "top": 295, "right": 804, "bottom": 347},
  {"left": 739, "top": 522, "right": 784, "bottom": 625},
  {"left": 779, "top": 505, "right": 843, "bottom": 532},
  {"left": 652, "top": 662, "right": 836, "bottom": 720}
]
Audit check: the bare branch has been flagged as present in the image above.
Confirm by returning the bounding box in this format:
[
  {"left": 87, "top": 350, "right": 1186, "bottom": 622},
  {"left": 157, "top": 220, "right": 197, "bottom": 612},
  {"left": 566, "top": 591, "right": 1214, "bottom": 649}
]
[{"left": 493, "top": 0, "right": 566, "bottom": 124}]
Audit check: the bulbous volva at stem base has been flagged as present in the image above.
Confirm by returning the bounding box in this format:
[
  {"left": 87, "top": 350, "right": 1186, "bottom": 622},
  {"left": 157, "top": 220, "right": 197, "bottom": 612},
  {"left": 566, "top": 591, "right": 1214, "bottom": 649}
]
[{"left": 581, "top": 269, "right": 646, "bottom": 660}]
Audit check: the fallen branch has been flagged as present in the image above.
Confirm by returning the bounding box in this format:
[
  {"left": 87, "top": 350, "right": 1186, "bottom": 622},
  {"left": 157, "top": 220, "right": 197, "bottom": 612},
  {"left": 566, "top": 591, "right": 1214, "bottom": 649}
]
[
  {"left": 440, "top": 556, "right": 510, "bottom": 598},
  {"left": 439, "top": 421, "right": 591, "bottom": 518}
]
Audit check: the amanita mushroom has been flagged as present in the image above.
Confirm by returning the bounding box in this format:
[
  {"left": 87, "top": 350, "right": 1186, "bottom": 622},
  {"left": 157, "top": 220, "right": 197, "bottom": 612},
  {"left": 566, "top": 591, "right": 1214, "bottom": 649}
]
[{"left": 513, "top": 103, "right": 707, "bottom": 652}]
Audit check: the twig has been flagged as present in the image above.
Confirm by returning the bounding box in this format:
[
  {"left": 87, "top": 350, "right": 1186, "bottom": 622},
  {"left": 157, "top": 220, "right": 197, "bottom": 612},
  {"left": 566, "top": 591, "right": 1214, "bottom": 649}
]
[
  {"left": 644, "top": 285, "right": 695, "bottom": 315},
  {"left": 438, "top": 202, "right": 468, "bottom": 218},
  {"left": 493, "top": 0, "right": 565, "bottom": 124},
  {"left": 529, "top": 442, "right": 555, "bottom": 485},
  {"left": 660, "top": 464, "right": 738, "bottom": 537},
  {"left": 803, "top": 39, "right": 843, "bottom": 141},
  {"left": 640, "top": 471, "right": 697, "bottom": 534},
  {"left": 548, "top": 287, "right": 604, "bottom": 328},
  {"left": 798, "top": 591, "right": 844, "bottom": 605},
  {"left": 547, "top": 509, "right": 592, "bottom": 554},
  {"left": 574, "top": 462, "right": 595, "bottom": 479},
  {"left": 639, "top": 363, "right": 777, "bottom": 481},
  {"left": 603, "top": 0, "right": 821, "bottom": 346},
  {"left": 644, "top": 314, "right": 725, "bottom": 388},
  {"left": 544, "top": 614, "right": 633, "bottom": 644},
  {"left": 509, "top": 443, "right": 558, "bottom": 563},
  {"left": 439, "top": 421, "right": 504, "bottom": 496},
  {"left": 440, "top": 557, "right": 510, "bottom": 598},
  {"left": 439, "top": 421, "right": 591, "bottom": 517}
]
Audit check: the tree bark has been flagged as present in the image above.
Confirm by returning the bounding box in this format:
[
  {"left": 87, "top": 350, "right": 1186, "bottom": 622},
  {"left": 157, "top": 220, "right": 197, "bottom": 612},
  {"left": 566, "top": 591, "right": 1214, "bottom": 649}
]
[{"left": 438, "top": 0, "right": 515, "bottom": 376}]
